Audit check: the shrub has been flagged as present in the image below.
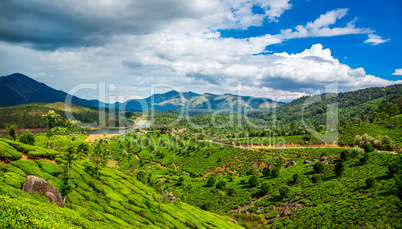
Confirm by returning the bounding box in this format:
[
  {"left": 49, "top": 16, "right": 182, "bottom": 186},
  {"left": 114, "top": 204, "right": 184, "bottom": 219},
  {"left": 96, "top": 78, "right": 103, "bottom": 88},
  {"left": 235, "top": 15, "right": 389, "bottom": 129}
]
[
  {"left": 261, "top": 182, "right": 272, "bottom": 194},
  {"left": 262, "top": 167, "right": 271, "bottom": 176},
  {"left": 136, "top": 170, "right": 148, "bottom": 184},
  {"left": 363, "top": 144, "right": 374, "bottom": 153},
  {"left": 366, "top": 177, "right": 375, "bottom": 189},
  {"left": 313, "top": 162, "right": 324, "bottom": 174},
  {"left": 215, "top": 180, "right": 226, "bottom": 190},
  {"left": 279, "top": 185, "right": 290, "bottom": 199},
  {"left": 247, "top": 167, "right": 259, "bottom": 175},
  {"left": 360, "top": 153, "right": 370, "bottom": 165},
  {"left": 206, "top": 176, "right": 216, "bottom": 187},
  {"left": 249, "top": 175, "right": 259, "bottom": 187},
  {"left": 227, "top": 188, "right": 235, "bottom": 196},
  {"left": 18, "top": 131, "right": 35, "bottom": 145},
  {"left": 311, "top": 174, "right": 321, "bottom": 185},
  {"left": 340, "top": 150, "right": 350, "bottom": 161},
  {"left": 334, "top": 162, "right": 344, "bottom": 176},
  {"left": 387, "top": 162, "right": 399, "bottom": 177},
  {"left": 271, "top": 167, "right": 280, "bottom": 177}
]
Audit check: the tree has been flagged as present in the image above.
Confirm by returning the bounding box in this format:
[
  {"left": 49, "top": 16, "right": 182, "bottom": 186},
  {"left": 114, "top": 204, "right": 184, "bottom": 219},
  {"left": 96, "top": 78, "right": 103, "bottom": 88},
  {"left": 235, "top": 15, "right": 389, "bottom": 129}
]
[
  {"left": 350, "top": 146, "right": 364, "bottom": 175},
  {"left": 313, "top": 162, "right": 325, "bottom": 174},
  {"left": 59, "top": 175, "right": 73, "bottom": 201},
  {"left": 206, "top": 176, "right": 216, "bottom": 187},
  {"left": 334, "top": 162, "right": 345, "bottom": 176},
  {"left": 218, "top": 190, "right": 226, "bottom": 215},
  {"left": 279, "top": 185, "right": 290, "bottom": 199},
  {"left": 271, "top": 167, "right": 280, "bottom": 177},
  {"left": 64, "top": 119, "right": 79, "bottom": 133},
  {"left": 7, "top": 124, "right": 17, "bottom": 141},
  {"left": 261, "top": 182, "right": 272, "bottom": 194},
  {"left": 42, "top": 110, "right": 62, "bottom": 149},
  {"left": 262, "top": 167, "right": 271, "bottom": 177},
  {"left": 311, "top": 174, "right": 321, "bottom": 186},
  {"left": 63, "top": 145, "right": 78, "bottom": 178},
  {"left": 366, "top": 177, "right": 375, "bottom": 189},
  {"left": 92, "top": 138, "right": 111, "bottom": 178},
  {"left": 76, "top": 141, "right": 90, "bottom": 155},
  {"left": 18, "top": 131, "right": 35, "bottom": 145},
  {"left": 216, "top": 180, "right": 226, "bottom": 190},
  {"left": 249, "top": 175, "right": 259, "bottom": 187}
]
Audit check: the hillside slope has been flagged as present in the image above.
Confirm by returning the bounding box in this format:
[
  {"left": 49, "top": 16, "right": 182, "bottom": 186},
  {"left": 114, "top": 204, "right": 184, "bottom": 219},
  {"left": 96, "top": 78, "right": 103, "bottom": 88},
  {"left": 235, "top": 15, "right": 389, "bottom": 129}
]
[{"left": 0, "top": 139, "right": 241, "bottom": 228}]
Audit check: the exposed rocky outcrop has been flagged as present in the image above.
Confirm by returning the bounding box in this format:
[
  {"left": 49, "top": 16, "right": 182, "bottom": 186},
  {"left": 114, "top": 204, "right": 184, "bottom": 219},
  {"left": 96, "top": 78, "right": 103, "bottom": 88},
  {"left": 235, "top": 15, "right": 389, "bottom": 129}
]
[
  {"left": 285, "top": 160, "right": 297, "bottom": 168},
  {"left": 22, "top": 175, "right": 64, "bottom": 207},
  {"left": 320, "top": 156, "right": 332, "bottom": 164},
  {"left": 303, "top": 159, "right": 311, "bottom": 164}
]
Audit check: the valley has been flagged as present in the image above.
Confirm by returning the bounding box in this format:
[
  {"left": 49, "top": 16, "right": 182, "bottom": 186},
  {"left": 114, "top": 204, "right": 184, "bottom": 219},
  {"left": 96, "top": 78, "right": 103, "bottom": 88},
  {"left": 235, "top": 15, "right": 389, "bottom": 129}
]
[{"left": 0, "top": 74, "right": 401, "bottom": 228}]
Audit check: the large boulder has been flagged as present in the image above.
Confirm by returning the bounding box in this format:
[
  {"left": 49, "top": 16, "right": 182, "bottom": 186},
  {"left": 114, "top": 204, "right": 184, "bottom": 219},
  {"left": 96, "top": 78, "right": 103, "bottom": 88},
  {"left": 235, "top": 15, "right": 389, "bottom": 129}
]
[
  {"left": 320, "top": 156, "right": 331, "bottom": 164},
  {"left": 303, "top": 159, "right": 311, "bottom": 164},
  {"left": 285, "top": 160, "right": 297, "bottom": 168},
  {"left": 22, "top": 175, "right": 64, "bottom": 207}
]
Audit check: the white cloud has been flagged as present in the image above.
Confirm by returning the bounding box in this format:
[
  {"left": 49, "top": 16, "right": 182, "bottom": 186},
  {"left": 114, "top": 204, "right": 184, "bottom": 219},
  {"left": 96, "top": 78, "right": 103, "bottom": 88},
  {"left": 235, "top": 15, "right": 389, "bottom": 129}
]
[
  {"left": 279, "top": 9, "right": 372, "bottom": 39},
  {"left": 364, "top": 34, "right": 390, "bottom": 45},
  {"left": 0, "top": 1, "right": 398, "bottom": 102},
  {"left": 392, "top": 69, "right": 402, "bottom": 76}
]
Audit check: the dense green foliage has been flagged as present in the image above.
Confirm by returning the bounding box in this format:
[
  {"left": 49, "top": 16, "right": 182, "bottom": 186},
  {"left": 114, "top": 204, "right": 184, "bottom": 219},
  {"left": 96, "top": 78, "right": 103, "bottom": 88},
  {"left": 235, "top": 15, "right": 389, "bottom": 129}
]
[
  {"left": 0, "top": 102, "right": 133, "bottom": 129},
  {"left": 0, "top": 141, "right": 241, "bottom": 228},
  {"left": 0, "top": 83, "right": 401, "bottom": 228}
]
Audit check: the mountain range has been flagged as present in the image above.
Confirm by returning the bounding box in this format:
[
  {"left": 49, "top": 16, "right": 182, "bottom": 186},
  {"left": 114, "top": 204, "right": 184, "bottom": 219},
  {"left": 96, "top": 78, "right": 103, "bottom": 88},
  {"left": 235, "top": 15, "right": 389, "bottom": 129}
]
[{"left": 0, "top": 73, "right": 283, "bottom": 111}]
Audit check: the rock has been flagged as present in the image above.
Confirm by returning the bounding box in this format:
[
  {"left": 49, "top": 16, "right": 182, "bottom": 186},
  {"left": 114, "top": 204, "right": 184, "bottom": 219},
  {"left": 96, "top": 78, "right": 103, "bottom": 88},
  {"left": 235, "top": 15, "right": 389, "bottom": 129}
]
[
  {"left": 22, "top": 175, "right": 64, "bottom": 207},
  {"left": 230, "top": 219, "right": 239, "bottom": 225},
  {"left": 320, "top": 156, "right": 331, "bottom": 164},
  {"left": 285, "top": 160, "right": 297, "bottom": 168},
  {"left": 303, "top": 160, "right": 311, "bottom": 164}
]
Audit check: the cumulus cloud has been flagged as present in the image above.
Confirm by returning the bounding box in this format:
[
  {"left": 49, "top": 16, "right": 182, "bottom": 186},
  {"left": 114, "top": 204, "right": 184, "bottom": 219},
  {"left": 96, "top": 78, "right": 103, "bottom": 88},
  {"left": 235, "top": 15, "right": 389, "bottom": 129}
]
[
  {"left": 392, "top": 69, "right": 402, "bottom": 76},
  {"left": 0, "top": 0, "right": 291, "bottom": 50},
  {"left": 364, "top": 34, "right": 390, "bottom": 45},
  {"left": 0, "top": 0, "right": 399, "bottom": 102}
]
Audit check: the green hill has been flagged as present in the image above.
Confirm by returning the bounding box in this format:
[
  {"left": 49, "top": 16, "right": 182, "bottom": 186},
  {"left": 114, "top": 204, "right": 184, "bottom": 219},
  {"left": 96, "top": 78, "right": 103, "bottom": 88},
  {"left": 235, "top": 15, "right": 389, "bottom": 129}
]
[
  {"left": 114, "top": 132, "right": 401, "bottom": 228},
  {"left": 0, "top": 139, "right": 241, "bottom": 229},
  {"left": 0, "top": 102, "right": 132, "bottom": 129}
]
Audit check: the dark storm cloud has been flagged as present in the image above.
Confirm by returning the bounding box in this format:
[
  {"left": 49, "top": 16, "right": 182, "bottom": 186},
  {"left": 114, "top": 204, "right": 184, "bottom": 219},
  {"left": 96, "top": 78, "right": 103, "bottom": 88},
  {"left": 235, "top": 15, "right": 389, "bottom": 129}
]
[{"left": 0, "top": 0, "right": 206, "bottom": 50}]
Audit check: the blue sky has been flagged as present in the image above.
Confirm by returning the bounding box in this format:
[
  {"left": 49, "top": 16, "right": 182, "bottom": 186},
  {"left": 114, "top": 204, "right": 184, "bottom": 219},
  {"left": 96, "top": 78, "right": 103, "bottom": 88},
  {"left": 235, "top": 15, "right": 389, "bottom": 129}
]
[
  {"left": 0, "top": 0, "right": 401, "bottom": 101},
  {"left": 219, "top": 0, "right": 402, "bottom": 80}
]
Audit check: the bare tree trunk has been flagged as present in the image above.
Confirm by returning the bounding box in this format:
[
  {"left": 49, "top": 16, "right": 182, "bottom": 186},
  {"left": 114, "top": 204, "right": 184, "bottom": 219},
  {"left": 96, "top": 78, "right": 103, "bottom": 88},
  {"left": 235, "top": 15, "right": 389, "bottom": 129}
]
[
  {"left": 48, "top": 138, "right": 50, "bottom": 149},
  {"left": 219, "top": 202, "right": 222, "bottom": 215}
]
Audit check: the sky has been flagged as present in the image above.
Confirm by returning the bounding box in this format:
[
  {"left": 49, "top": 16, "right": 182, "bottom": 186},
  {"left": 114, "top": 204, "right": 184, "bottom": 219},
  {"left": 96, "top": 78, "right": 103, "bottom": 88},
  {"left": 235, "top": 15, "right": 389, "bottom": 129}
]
[{"left": 0, "top": 0, "right": 401, "bottom": 102}]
